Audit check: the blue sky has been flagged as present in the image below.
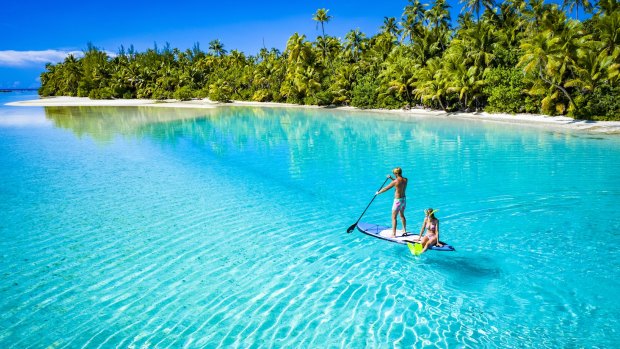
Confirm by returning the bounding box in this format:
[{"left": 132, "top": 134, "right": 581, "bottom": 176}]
[{"left": 0, "top": 0, "right": 572, "bottom": 89}]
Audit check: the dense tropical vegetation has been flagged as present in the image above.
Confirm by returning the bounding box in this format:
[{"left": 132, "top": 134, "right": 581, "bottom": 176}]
[{"left": 39, "top": 1, "right": 619, "bottom": 120}]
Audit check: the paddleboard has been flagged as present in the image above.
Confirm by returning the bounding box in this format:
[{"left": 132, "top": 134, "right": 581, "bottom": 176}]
[{"left": 356, "top": 222, "right": 455, "bottom": 251}]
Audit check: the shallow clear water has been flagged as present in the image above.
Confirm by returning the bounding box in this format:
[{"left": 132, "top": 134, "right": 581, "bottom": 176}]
[{"left": 1, "top": 92, "right": 619, "bottom": 348}]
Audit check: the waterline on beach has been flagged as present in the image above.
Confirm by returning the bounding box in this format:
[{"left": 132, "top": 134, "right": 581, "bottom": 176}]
[{"left": 9, "top": 96, "right": 620, "bottom": 134}]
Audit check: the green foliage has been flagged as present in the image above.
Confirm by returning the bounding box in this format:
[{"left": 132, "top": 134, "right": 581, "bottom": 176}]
[
  {"left": 195, "top": 88, "right": 210, "bottom": 99},
  {"left": 152, "top": 88, "right": 172, "bottom": 100},
  {"left": 492, "top": 46, "right": 521, "bottom": 68},
  {"left": 251, "top": 89, "right": 272, "bottom": 102},
  {"left": 376, "top": 93, "right": 404, "bottom": 109},
  {"left": 38, "top": 87, "right": 52, "bottom": 97},
  {"left": 77, "top": 84, "right": 89, "bottom": 97},
  {"left": 351, "top": 75, "right": 379, "bottom": 109},
  {"left": 485, "top": 86, "right": 524, "bottom": 113},
  {"left": 483, "top": 68, "right": 532, "bottom": 113},
  {"left": 314, "top": 90, "right": 334, "bottom": 106},
  {"left": 173, "top": 86, "right": 195, "bottom": 101},
  {"left": 573, "top": 85, "right": 620, "bottom": 120},
  {"left": 37, "top": 3, "right": 620, "bottom": 120},
  {"left": 88, "top": 87, "right": 113, "bottom": 99},
  {"left": 378, "top": 46, "right": 417, "bottom": 107},
  {"left": 209, "top": 80, "right": 233, "bottom": 102}
]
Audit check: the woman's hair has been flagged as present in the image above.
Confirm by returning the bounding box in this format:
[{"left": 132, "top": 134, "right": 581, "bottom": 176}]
[
  {"left": 393, "top": 167, "right": 402, "bottom": 175},
  {"left": 426, "top": 208, "right": 438, "bottom": 220}
]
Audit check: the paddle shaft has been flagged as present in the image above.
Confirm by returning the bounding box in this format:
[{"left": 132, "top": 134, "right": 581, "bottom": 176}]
[{"left": 347, "top": 177, "right": 391, "bottom": 233}]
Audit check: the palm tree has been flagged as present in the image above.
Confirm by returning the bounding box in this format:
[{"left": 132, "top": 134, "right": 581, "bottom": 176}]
[
  {"left": 444, "top": 50, "right": 485, "bottom": 110},
  {"left": 208, "top": 79, "right": 232, "bottom": 102},
  {"left": 426, "top": 0, "right": 452, "bottom": 32},
  {"left": 293, "top": 66, "right": 322, "bottom": 103},
  {"left": 367, "top": 32, "right": 397, "bottom": 64},
  {"left": 460, "top": 0, "right": 495, "bottom": 22},
  {"left": 597, "top": 0, "right": 619, "bottom": 15},
  {"left": 567, "top": 47, "right": 611, "bottom": 93},
  {"left": 519, "top": 30, "right": 576, "bottom": 113},
  {"left": 344, "top": 29, "right": 367, "bottom": 62},
  {"left": 283, "top": 33, "right": 315, "bottom": 103},
  {"left": 286, "top": 33, "right": 310, "bottom": 65},
  {"left": 381, "top": 17, "right": 401, "bottom": 38},
  {"left": 62, "top": 54, "right": 81, "bottom": 96},
  {"left": 191, "top": 42, "right": 204, "bottom": 61},
  {"left": 415, "top": 58, "right": 449, "bottom": 110},
  {"left": 591, "top": 2, "right": 620, "bottom": 86},
  {"left": 493, "top": 0, "right": 527, "bottom": 50},
  {"left": 313, "top": 8, "right": 332, "bottom": 65},
  {"left": 562, "top": 0, "right": 593, "bottom": 20},
  {"left": 208, "top": 39, "right": 227, "bottom": 57},
  {"left": 457, "top": 22, "right": 497, "bottom": 70},
  {"left": 228, "top": 50, "right": 246, "bottom": 68},
  {"left": 312, "top": 8, "right": 332, "bottom": 38},
  {"left": 321, "top": 36, "right": 342, "bottom": 62},
  {"left": 592, "top": 1, "right": 620, "bottom": 55},
  {"left": 457, "top": 12, "right": 476, "bottom": 31},
  {"left": 80, "top": 45, "right": 109, "bottom": 93},
  {"left": 379, "top": 47, "right": 418, "bottom": 104},
  {"left": 425, "top": 0, "right": 452, "bottom": 52},
  {"left": 331, "top": 64, "right": 359, "bottom": 104},
  {"left": 401, "top": 0, "right": 426, "bottom": 43},
  {"left": 258, "top": 48, "right": 269, "bottom": 62},
  {"left": 524, "top": 0, "right": 555, "bottom": 30}
]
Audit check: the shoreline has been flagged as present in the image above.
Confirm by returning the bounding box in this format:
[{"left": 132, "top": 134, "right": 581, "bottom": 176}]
[{"left": 7, "top": 96, "right": 620, "bottom": 134}]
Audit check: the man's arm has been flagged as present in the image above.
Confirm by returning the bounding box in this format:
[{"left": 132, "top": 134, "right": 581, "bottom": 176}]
[{"left": 376, "top": 180, "right": 396, "bottom": 195}]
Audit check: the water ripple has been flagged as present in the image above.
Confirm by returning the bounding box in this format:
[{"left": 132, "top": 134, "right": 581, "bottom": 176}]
[{"left": 1, "top": 105, "right": 619, "bottom": 348}]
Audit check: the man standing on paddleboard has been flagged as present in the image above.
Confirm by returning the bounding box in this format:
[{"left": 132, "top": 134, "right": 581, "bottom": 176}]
[{"left": 375, "top": 167, "right": 408, "bottom": 238}]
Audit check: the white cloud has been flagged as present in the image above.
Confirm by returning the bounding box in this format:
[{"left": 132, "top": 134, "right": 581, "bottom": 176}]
[
  {"left": 0, "top": 49, "right": 115, "bottom": 67},
  {"left": 0, "top": 50, "right": 84, "bottom": 67}
]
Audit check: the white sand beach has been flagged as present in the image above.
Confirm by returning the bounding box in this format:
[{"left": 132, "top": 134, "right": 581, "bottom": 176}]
[
  {"left": 6, "top": 96, "right": 217, "bottom": 109},
  {"left": 7, "top": 96, "right": 620, "bottom": 134}
]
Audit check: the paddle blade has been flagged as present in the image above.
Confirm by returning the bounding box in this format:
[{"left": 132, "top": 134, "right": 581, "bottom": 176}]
[{"left": 346, "top": 223, "right": 357, "bottom": 234}]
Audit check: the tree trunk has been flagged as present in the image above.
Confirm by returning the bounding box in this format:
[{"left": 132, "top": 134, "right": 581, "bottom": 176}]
[
  {"left": 538, "top": 66, "right": 576, "bottom": 111},
  {"left": 438, "top": 96, "right": 446, "bottom": 111}
]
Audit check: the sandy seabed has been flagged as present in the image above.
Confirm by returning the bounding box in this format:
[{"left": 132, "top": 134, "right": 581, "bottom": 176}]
[{"left": 7, "top": 96, "right": 620, "bottom": 134}]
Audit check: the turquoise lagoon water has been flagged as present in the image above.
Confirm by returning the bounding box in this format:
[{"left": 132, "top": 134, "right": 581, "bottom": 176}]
[{"left": 1, "top": 92, "right": 619, "bottom": 348}]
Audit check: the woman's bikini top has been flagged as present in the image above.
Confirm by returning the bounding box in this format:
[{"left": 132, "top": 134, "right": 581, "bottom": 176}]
[{"left": 426, "top": 220, "right": 437, "bottom": 232}]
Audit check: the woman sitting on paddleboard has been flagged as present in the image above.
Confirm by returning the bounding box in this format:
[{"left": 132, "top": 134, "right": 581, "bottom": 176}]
[{"left": 418, "top": 208, "right": 443, "bottom": 254}]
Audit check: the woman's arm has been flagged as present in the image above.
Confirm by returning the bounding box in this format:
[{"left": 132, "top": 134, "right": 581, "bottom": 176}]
[
  {"left": 436, "top": 220, "right": 441, "bottom": 246},
  {"left": 418, "top": 217, "right": 427, "bottom": 238}
]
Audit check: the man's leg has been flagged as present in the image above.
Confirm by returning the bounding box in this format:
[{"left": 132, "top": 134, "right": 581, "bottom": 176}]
[
  {"left": 399, "top": 211, "right": 406, "bottom": 235},
  {"left": 391, "top": 210, "right": 398, "bottom": 237}
]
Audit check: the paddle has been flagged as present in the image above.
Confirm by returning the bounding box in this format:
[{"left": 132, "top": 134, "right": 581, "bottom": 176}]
[{"left": 346, "top": 177, "right": 391, "bottom": 234}]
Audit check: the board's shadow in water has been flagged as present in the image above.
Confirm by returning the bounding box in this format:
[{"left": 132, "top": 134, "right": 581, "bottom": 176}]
[{"left": 429, "top": 255, "right": 503, "bottom": 287}]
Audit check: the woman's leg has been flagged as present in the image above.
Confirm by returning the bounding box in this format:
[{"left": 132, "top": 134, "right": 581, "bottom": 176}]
[
  {"left": 419, "top": 236, "right": 428, "bottom": 246},
  {"left": 422, "top": 236, "right": 438, "bottom": 253}
]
